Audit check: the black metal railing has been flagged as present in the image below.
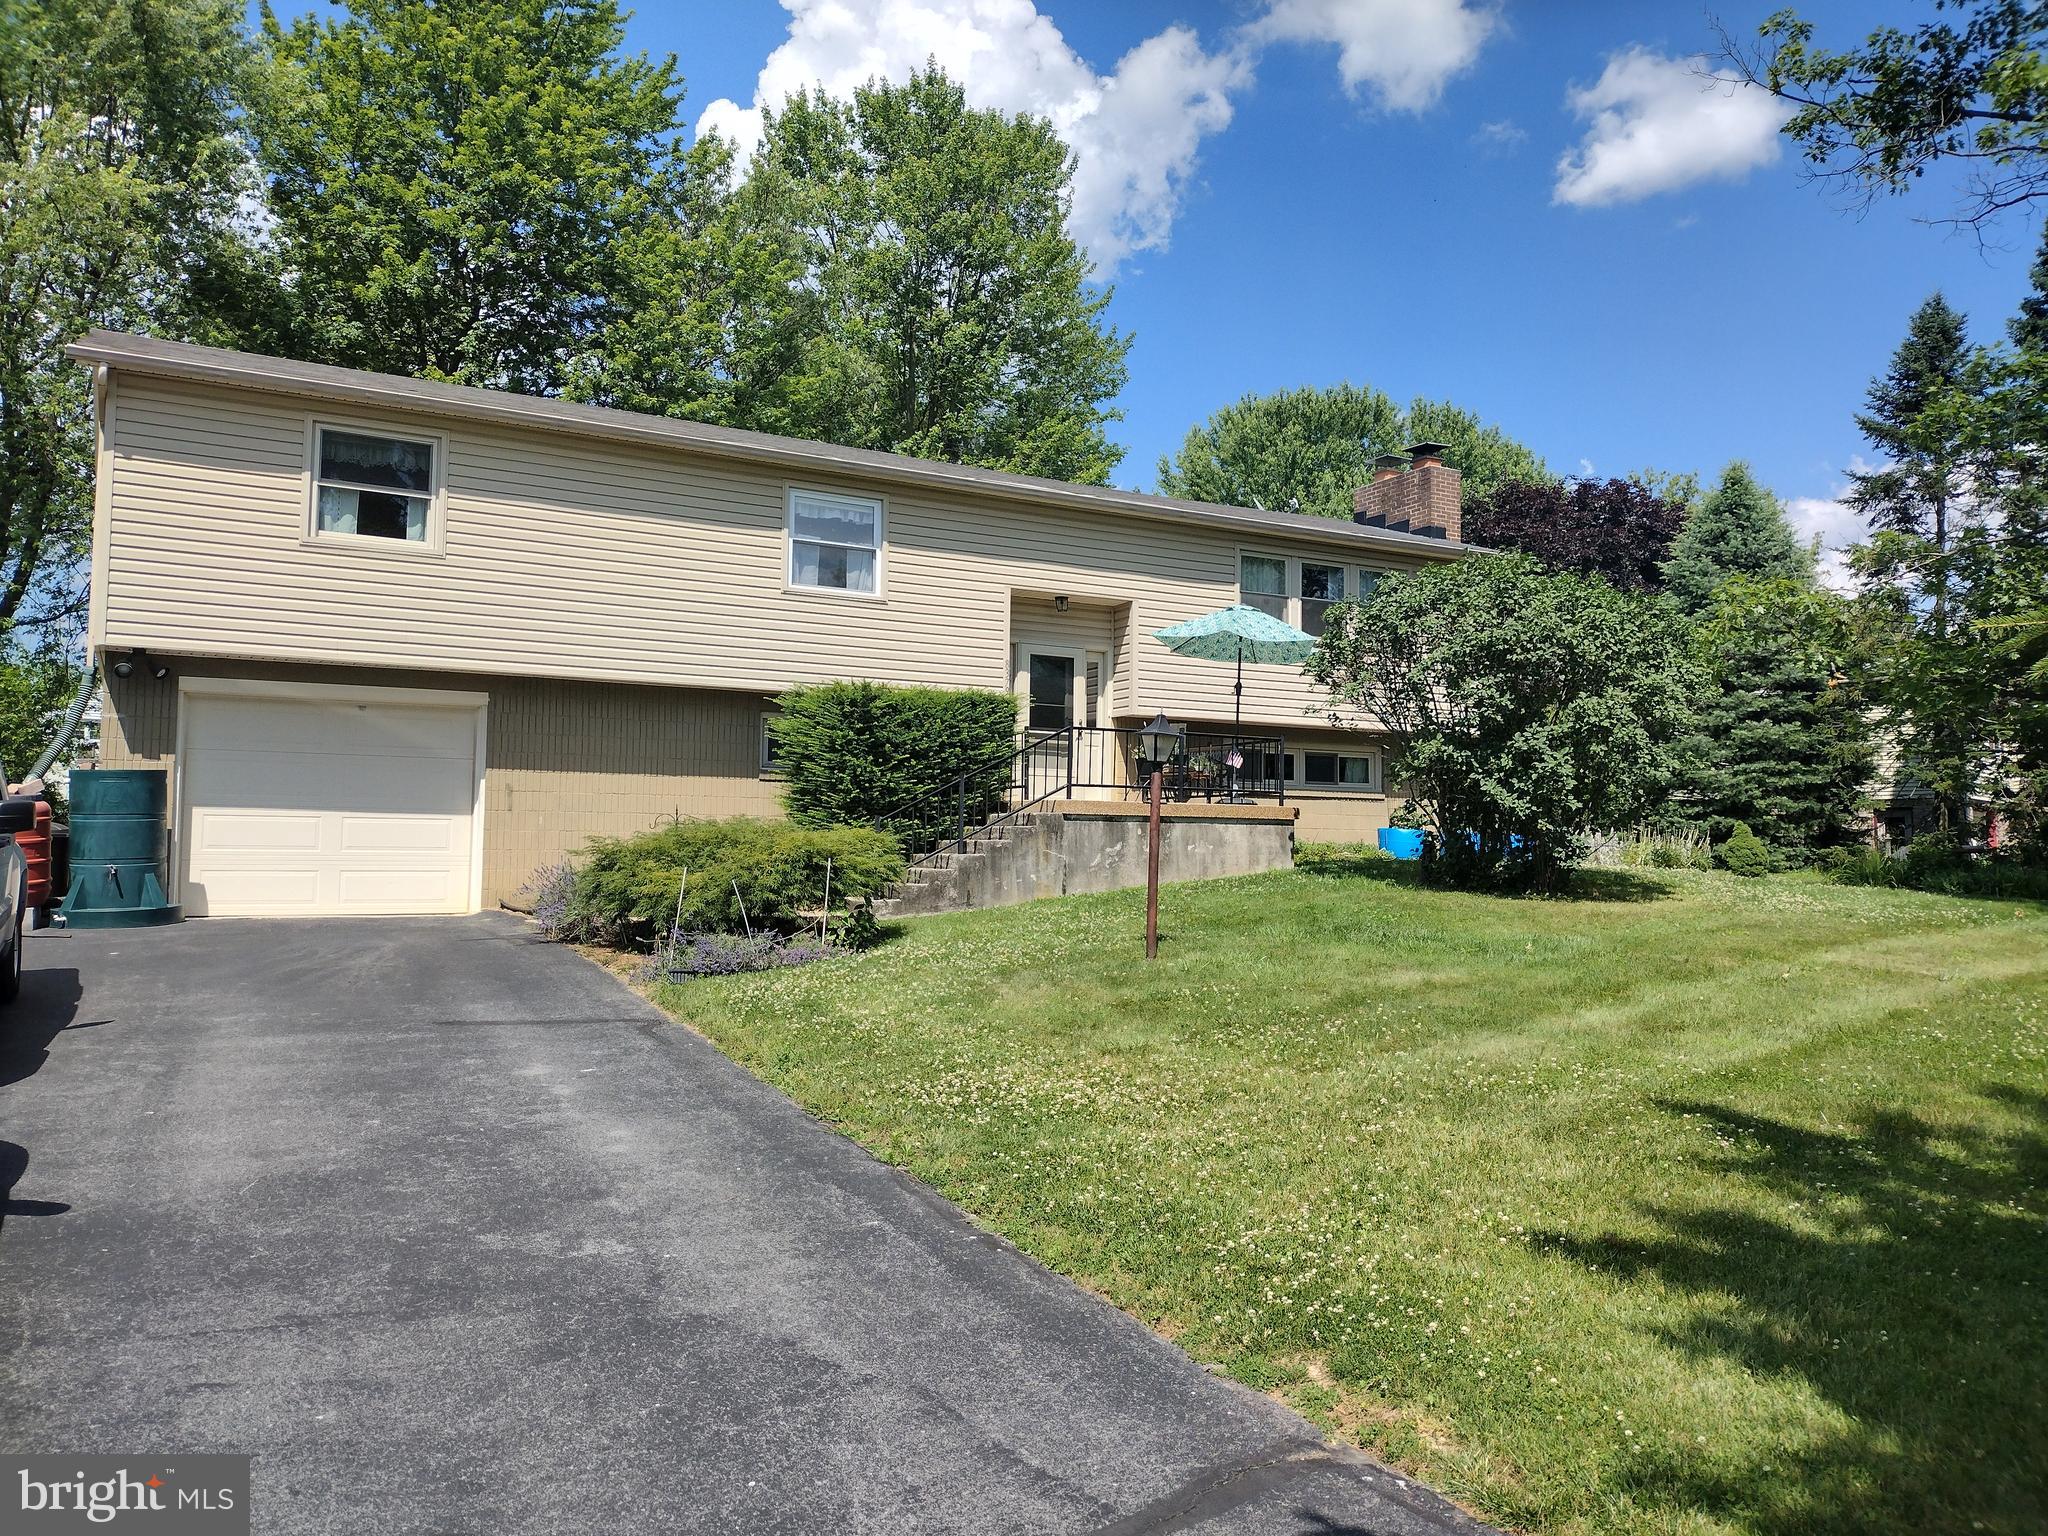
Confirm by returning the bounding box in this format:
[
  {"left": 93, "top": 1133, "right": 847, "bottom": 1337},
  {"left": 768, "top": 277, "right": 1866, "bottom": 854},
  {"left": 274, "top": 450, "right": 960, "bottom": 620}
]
[{"left": 876, "top": 726, "right": 1287, "bottom": 868}]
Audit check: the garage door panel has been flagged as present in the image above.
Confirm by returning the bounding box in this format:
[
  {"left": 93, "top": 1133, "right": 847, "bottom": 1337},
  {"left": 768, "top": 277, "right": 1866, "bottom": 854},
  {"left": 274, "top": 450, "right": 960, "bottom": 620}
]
[
  {"left": 190, "top": 868, "right": 325, "bottom": 913},
  {"left": 338, "top": 815, "right": 459, "bottom": 853},
  {"left": 181, "top": 692, "right": 480, "bottom": 917},
  {"left": 192, "top": 810, "right": 325, "bottom": 852},
  {"left": 184, "top": 749, "right": 475, "bottom": 817},
  {"left": 335, "top": 866, "right": 465, "bottom": 909}
]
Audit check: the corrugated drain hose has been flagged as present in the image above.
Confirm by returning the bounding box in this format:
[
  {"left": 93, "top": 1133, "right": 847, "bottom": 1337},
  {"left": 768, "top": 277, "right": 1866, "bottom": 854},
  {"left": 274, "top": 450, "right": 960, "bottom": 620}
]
[{"left": 28, "top": 666, "right": 99, "bottom": 782}]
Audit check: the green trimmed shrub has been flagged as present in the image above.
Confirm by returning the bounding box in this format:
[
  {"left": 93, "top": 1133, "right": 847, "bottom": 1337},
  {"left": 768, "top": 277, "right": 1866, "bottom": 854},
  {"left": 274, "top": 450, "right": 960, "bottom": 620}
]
[
  {"left": 770, "top": 681, "right": 1020, "bottom": 827},
  {"left": 1716, "top": 821, "right": 1772, "bottom": 878},
  {"left": 561, "top": 817, "right": 904, "bottom": 946}
]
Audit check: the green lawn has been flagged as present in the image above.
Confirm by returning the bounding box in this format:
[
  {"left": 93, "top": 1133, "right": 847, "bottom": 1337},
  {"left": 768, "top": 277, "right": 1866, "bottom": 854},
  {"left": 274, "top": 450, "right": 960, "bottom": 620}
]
[{"left": 648, "top": 853, "right": 2048, "bottom": 1536}]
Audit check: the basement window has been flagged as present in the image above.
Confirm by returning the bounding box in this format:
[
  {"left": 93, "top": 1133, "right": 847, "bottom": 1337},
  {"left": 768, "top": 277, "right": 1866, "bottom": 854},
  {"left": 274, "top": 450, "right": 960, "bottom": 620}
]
[
  {"left": 313, "top": 426, "right": 436, "bottom": 543},
  {"left": 1299, "top": 752, "right": 1373, "bottom": 790}
]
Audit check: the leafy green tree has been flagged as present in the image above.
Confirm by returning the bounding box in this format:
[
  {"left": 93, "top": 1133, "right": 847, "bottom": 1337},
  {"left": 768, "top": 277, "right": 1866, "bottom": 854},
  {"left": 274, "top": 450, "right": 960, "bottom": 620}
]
[
  {"left": 567, "top": 132, "right": 794, "bottom": 428},
  {"left": 1464, "top": 476, "right": 1690, "bottom": 592},
  {"left": 0, "top": 0, "right": 257, "bottom": 640},
  {"left": 252, "top": 0, "right": 691, "bottom": 393},
  {"left": 1663, "top": 462, "right": 1812, "bottom": 614},
  {"left": 1674, "top": 577, "right": 1875, "bottom": 858},
  {"left": 1156, "top": 384, "right": 1545, "bottom": 519},
  {"left": 712, "top": 66, "right": 1130, "bottom": 483},
  {"left": 0, "top": 643, "right": 84, "bottom": 790},
  {"left": 1731, "top": 1, "right": 2048, "bottom": 232},
  {"left": 1306, "top": 555, "right": 1698, "bottom": 892}
]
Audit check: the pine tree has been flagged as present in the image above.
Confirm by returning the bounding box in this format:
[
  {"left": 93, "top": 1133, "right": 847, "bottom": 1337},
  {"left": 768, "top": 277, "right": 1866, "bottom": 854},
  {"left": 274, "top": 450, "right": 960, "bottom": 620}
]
[
  {"left": 2010, "top": 221, "right": 2048, "bottom": 353},
  {"left": 1847, "top": 293, "right": 1996, "bottom": 833},
  {"left": 1674, "top": 578, "right": 1875, "bottom": 858},
  {"left": 1662, "top": 462, "right": 1811, "bottom": 614}
]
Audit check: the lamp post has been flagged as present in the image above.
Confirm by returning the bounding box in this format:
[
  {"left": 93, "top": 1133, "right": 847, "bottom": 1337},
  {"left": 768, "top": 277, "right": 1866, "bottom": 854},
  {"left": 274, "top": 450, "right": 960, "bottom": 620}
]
[{"left": 1137, "top": 712, "right": 1183, "bottom": 960}]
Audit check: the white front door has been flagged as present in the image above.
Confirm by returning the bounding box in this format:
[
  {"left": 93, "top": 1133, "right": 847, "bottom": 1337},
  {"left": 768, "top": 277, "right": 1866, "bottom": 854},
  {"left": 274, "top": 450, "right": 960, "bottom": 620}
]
[{"left": 179, "top": 688, "right": 483, "bottom": 916}]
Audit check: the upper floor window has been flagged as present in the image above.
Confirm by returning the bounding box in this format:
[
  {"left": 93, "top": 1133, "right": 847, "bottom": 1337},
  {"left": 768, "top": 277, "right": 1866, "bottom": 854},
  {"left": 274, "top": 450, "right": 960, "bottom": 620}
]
[
  {"left": 1300, "top": 562, "right": 1345, "bottom": 636},
  {"left": 314, "top": 426, "right": 435, "bottom": 543},
  {"left": 789, "top": 488, "right": 881, "bottom": 594},
  {"left": 1240, "top": 554, "right": 1287, "bottom": 620}
]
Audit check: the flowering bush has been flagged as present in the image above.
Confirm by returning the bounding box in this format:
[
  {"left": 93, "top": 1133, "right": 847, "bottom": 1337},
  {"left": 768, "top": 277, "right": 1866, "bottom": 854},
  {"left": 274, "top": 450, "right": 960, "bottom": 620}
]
[
  {"left": 657, "top": 932, "right": 838, "bottom": 978},
  {"left": 520, "top": 861, "right": 579, "bottom": 938}
]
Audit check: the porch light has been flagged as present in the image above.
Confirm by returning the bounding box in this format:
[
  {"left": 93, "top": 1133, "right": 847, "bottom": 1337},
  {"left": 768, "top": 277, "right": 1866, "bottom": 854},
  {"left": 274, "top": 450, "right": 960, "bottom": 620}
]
[{"left": 1138, "top": 712, "right": 1184, "bottom": 767}]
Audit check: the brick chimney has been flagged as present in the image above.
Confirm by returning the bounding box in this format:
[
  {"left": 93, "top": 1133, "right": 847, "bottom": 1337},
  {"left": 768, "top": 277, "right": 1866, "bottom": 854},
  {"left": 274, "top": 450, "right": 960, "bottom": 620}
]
[{"left": 1353, "top": 441, "right": 1461, "bottom": 541}]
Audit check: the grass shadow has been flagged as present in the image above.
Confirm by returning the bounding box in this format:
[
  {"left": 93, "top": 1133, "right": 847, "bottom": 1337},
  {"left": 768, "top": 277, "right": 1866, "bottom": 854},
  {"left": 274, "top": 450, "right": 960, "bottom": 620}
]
[
  {"left": 1528, "top": 1091, "right": 2048, "bottom": 1535},
  {"left": 1295, "top": 849, "right": 1675, "bottom": 904}
]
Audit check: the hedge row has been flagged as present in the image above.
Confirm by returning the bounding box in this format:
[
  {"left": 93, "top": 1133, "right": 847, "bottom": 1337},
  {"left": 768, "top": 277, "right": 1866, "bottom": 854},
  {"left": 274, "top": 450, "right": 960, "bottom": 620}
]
[{"left": 769, "top": 680, "right": 1019, "bottom": 827}]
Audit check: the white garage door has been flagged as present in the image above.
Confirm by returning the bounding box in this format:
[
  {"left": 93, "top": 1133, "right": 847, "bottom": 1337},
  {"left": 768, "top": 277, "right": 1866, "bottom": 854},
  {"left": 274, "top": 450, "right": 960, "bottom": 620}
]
[{"left": 180, "top": 690, "right": 482, "bottom": 916}]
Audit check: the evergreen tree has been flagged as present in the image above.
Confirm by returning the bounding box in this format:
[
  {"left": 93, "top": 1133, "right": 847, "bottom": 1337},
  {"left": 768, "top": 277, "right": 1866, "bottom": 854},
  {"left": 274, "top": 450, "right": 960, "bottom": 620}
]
[
  {"left": 1847, "top": 293, "right": 1999, "bottom": 833},
  {"left": 1156, "top": 384, "right": 1544, "bottom": 519},
  {"left": 2010, "top": 220, "right": 2048, "bottom": 354},
  {"left": 1662, "top": 462, "right": 1811, "bottom": 614},
  {"left": 252, "top": 0, "right": 692, "bottom": 393},
  {"left": 1674, "top": 577, "right": 1875, "bottom": 858}
]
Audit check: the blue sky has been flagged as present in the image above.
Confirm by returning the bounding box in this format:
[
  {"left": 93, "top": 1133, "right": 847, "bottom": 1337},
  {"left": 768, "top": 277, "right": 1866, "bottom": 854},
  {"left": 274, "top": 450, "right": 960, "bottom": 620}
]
[{"left": 627, "top": 1, "right": 2034, "bottom": 563}]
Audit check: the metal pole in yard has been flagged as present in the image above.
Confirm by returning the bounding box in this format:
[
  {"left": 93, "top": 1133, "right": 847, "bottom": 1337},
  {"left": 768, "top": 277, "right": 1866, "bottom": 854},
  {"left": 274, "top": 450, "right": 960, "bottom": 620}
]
[{"left": 1145, "top": 765, "right": 1163, "bottom": 960}]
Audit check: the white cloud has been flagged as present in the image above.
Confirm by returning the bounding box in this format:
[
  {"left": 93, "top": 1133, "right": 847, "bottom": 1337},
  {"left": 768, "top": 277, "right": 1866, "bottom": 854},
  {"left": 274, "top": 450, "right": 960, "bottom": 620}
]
[
  {"left": 1472, "top": 118, "right": 1526, "bottom": 152},
  {"left": 1249, "top": 0, "right": 1497, "bottom": 111},
  {"left": 1553, "top": 47, "right": 1792, "bottom": 208},
  {"left": 697, "top": 0, "right": 1498, "bottom": 272},
  {"left": 1785, "top": 459, "right": 1874, "bottom": 592}
]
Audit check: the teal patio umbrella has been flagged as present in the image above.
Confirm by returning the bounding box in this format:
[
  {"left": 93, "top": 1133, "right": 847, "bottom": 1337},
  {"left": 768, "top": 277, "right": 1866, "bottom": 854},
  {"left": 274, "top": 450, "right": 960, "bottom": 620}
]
[{"left": 1152, "top": 603, "right": 1318, "bottom": 796}]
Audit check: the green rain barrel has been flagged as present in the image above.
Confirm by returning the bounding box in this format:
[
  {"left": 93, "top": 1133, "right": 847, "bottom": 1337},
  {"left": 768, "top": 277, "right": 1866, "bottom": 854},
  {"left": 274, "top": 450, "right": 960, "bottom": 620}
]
[{"left": 61, "top": 768, "right": 182, "bottom": 928}]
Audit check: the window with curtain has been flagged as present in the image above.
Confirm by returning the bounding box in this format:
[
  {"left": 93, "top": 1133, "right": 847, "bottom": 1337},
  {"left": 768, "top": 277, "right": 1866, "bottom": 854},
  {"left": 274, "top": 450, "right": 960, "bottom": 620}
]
[
  {"left": 1240, "top": 554, "right": 1287, "bottom": 620},
  {"left": 788, "top": 489, "right": 881, "bottom": 593},
  {"left": 1355, "top": 568, "right": 1382, "bottom": 604},
  {"left": 1300, "top": 562, "right": 1345, "bottom": 635},
  {"left": 1301, "top": 751, "right": 1373, "bottom": 788},
  {"left": 314, "top": 427, "right": 434, "bottom": 542}
]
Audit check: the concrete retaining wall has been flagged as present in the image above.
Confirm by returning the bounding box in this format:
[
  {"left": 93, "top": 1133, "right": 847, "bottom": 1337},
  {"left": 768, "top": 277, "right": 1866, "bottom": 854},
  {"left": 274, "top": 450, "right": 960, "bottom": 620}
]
[{"left": 881, "top": 800, "right": 1296, "bottom": 916}]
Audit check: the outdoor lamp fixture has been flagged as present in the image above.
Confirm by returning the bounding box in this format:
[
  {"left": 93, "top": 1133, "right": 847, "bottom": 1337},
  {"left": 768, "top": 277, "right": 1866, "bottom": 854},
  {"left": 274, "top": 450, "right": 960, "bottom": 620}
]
[
  {"left": 1136, "top": 712, "right": 1183, "bottom": 960},
  {"left": 1138, "top": 712, "right": 1183, "bottom": 769},
  {"left": 1053, "top": 594, "right": 1071, "bottom": 612},
  {"left": 111, "top": 648, "right": 167, "bottom": 682}
]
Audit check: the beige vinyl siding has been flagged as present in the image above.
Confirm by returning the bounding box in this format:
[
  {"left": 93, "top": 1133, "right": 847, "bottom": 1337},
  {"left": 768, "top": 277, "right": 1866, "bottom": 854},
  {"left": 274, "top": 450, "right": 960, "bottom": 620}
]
[
  {"left": 101, "top": 375, "right": 1448, "bottom": 734},
  {"left": 99, "top": 659, "right": 780, "bottom": 907}
]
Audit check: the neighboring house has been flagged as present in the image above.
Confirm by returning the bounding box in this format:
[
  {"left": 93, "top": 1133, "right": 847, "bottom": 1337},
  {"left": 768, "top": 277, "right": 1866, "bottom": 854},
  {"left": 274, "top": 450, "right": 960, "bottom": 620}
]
[
  {"left": 1865, "top": 728, "right": 2016, "bottom": 849},
  {"left": 69, "top": 331, "right": 1472, "bottom": 918}
]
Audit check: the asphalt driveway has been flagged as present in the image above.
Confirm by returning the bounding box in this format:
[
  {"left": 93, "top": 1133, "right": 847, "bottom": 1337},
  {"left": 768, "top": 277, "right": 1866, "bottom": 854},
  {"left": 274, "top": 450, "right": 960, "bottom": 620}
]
[{"left": 0, "top": 914, "right": 1488, "bottom": 1535}]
